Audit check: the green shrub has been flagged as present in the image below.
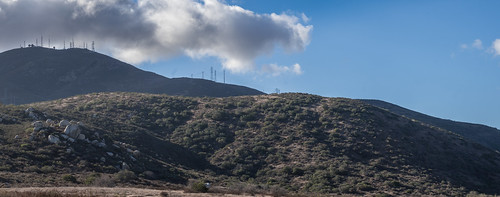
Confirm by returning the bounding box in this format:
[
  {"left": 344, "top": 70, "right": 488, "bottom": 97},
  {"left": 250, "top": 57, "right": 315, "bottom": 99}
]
[
  {"left": 190, "top": 181, "right": 209, "bottom": 193},
  {"left": 84, "top": 173, "right": 101, "bottom": 185},
  {"left": 40, "top": 166, "right": 54, "bottom": 173},
  {"left": 357, "top": 182, "right": 374, "bottom": 191},
  {"left": 386, "top": 180, "right": 402, "bottom": 188},
  {"left": 62, "top": 174, "right": 77, "bottom": 183},
  {"left": 114, "top": 170, "right": 136, "bottom": 183}
]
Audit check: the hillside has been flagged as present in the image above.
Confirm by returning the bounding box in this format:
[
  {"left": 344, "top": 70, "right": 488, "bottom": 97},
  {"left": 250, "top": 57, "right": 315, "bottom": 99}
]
[
  {"left": 0, "top": 47, "right": 263, "bottom": 105},
  {"left": 0, "top": 93, "right": 499, "bottom": 196},
  {"left": 361, "top": 99, "right": 500, "bottom": 152}
]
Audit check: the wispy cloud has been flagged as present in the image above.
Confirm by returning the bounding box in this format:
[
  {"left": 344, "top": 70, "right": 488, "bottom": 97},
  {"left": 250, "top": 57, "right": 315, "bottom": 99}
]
[
  {"left": 0, "top": 0, "right": 312, "bottom": 74},
  {"left": 472, "top": 39, "right": 483, "bottom": 49},
  {"left": 461, "top": 39, "right": 483, "bottom": 50},
  {"left": 261, "top": 63, "right": 303, "bottom": 76}
]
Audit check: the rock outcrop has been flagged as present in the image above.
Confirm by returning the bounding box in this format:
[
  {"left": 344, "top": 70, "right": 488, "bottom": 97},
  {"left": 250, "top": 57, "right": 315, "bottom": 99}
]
[
  {"left": 64, "top": 124, "right": 81, "bottom": 139},
  {"left": 48, "top": 135, "right": 60, "bottom": 144}
]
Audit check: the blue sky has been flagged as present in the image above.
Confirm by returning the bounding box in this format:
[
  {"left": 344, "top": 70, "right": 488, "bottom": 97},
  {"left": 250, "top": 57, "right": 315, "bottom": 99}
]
[{"left": 138, "top": 0, "right": 500, "bottom": 128}]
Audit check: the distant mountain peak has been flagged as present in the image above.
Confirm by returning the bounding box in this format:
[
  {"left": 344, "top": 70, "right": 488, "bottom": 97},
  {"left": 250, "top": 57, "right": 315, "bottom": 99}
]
[{"left": 0, "top": 47, "right": 264, "bottom": 104}]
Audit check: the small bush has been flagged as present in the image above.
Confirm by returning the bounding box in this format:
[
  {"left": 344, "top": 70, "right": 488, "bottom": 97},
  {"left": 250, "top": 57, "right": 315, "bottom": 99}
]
[
  {"left": 40, "top": 166, "right": 54, "bottom": 173},
  {"left": 357, "top": 182, "right": 374, "bottom": 191},
  {"left": 84, "top": 173, "right": 101, "bottom": 185},
  {"left": 386, "top": 180, "right": 402, "bottom": 188},
  {"left": 189, "top": 181, "right": 209, "bottom": 193},
  {"left": 62, "top": 174, "right": 77, "bottom": 183},
  {"left": 114, "top": 170, "right": 136, "bottom": 183}
]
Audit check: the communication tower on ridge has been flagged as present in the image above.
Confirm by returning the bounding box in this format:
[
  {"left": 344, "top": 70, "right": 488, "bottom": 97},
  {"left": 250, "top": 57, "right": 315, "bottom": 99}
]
[{"left": 210, "top": 67, "right": 213, "bottom": 81}]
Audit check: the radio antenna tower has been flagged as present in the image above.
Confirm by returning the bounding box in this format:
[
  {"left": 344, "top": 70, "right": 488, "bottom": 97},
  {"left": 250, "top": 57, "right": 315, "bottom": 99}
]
[
  {"left": 214, "top": 70, "right": 217, "bottom": 82},
  {"left": 202, "top": 71, "right": 204, "bottom": 79},
  {"left": 64, "top": 40, "right": 66, "bottom": 49},
  {"left": 92, "top": 41, "right": 95, "bottom": 51},
  {"left": 210, "top": 67, "right": 213, "bottom": 81},
  {"left": 41, "top": 35, "right": 43, "bottom": 47}
]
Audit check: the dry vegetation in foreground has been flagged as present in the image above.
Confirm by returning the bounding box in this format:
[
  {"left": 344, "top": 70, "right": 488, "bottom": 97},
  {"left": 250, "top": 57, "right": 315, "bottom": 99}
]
[{"left": 0, "top": 187, "right": 292, "bottom": 197}]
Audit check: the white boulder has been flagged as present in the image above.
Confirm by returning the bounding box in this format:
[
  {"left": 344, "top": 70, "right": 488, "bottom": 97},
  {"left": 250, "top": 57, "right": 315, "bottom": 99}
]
[
  {"left": 48, "top": 135, "right": 60, "bottom": 144},
  {"left": 122, "top": 162, "right": 130, "bottom": 170},
  {"left": 32, "top": 121, "right": 44, "bottom": 132},
  {"left": 59, "top": 120, "right": 70, "bottom": 127},
  {"left": 64, "top": 124, "right": 81, "bottom": 139},
  {"left": 25, "top": 107, "right": 35, "bottom": 114},
  {"left": 46, "top": 119, "right": 55, "bottom": 125},
  {"left": 77, "top": 134, "right": 86, "bottom": 140}
]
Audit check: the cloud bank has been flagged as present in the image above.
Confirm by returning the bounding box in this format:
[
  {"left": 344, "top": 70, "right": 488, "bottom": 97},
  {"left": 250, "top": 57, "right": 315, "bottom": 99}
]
[{"left": 0, "top": 0, "right": 312, "bottom": 74}]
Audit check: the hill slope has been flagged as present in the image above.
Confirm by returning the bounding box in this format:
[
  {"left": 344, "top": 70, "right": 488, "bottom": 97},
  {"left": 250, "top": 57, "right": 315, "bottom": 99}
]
[
  {"left": 0, "top": 93, "right": 499, "bottom": 195},
  {"left": 0, "top": 47, "right": 263, "bottom": 104},
  {"left": 361, "top": 99, "right": 500, "bottom": 152}
]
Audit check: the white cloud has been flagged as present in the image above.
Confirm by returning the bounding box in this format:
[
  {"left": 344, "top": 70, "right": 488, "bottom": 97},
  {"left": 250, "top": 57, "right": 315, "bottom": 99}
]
[
  {"left": 0, "top": 0, "right": 312, "bottom": 74},
  {"left": 472, "top": 39, "right": 483, "bottom": 49},
  {"left": 460, "top": 44, "right": 468, "bottom": 49},
  {"left": 261, "top": 63, "right": 303, "bottom": 76},
  {"left": 493, "top": 39, "right": 500, "bottom": 56}
]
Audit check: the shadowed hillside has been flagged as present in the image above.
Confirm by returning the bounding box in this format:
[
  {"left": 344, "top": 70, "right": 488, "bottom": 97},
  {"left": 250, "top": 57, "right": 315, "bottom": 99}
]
[
  {"left": 0, "top": 47, "right": 263, "bottom": 104},
  {"left": 0, "top": 93, "right": 499, "bottom": 196},
  {"left": 361, "top": 99, "right": 500, "bottom": 152}
]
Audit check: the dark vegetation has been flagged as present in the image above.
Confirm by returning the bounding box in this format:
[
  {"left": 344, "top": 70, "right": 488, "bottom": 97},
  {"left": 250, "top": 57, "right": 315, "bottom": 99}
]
[
  {"left": 362, "top": 99, "right": 500, "bottom": 151},
  {"left": 0, "top": 92, "right": 499, "bottom": 196}
]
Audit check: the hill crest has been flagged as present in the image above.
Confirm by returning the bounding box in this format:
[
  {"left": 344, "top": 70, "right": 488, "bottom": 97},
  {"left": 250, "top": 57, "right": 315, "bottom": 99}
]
[{"left": 0, "top": 47, "right": 264, "bottom": 104}]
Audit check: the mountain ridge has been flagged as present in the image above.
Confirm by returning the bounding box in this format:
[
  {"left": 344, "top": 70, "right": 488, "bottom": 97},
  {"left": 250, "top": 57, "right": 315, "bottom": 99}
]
[
  {"left": 0, "top": 47, "right": 264, "bottom": 104},
  {"left": 361, "top": 99, "right": 500, "bottom": 152}
]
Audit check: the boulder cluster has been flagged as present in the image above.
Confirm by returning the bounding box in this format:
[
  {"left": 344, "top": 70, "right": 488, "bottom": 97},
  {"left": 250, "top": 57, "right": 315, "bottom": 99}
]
[{"left": 22, "top": 107, "right": 141, "bottom": 171}]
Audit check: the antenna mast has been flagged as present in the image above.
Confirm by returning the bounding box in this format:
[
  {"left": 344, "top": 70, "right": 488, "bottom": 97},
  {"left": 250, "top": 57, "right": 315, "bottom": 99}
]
[
  {"left": 92, "top": 41, "right": 95, "bottom": 51},
  {"left": 214, "top": 70, "right": 217, "bottom": 82},
  {"left": 223, "top": 70, "right": 226, "bottom": 83}
]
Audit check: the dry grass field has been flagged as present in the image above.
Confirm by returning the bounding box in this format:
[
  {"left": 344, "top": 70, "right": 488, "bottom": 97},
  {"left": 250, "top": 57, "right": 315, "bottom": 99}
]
[{"left": 0, "top": 187, "right": 273, "bottom": 197}]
